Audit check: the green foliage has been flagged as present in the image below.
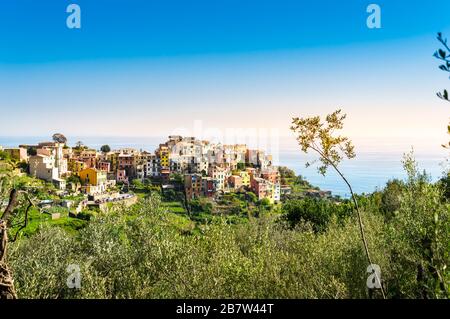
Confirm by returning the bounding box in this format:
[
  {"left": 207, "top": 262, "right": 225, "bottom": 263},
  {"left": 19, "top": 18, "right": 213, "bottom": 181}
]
[
  {"left": 66, "top": 175, "right": 81, "bottom": 186},
  {"left": 76, "top": 210, "right": 98, "bottom": 221},
  {"left": 162, "top": 189, "right": 177, "bottom": 201},
  {"left": 434, "top": 32, "right": 450, "bottom": 102},
  {"left": 9, "top": 205, "right": 88, "bottom": 239},
  {"left": 132, "top": 179, "right": 143, "bottom": 188},
  {"left": 170, "top": 173, "right": 183, "bottom": 184},
  {"left": 291, "top": 109, "right": 355, "bottom": 176},
  {"left": 278, "top": 166, "right": 304, "bottom": 186},
  {"left": 258, "top": 198, "right": 271, "bottom": 207},
  {"left": 17, "top": 161, "right": 28, "bottom": 171},
  {"left": 433, "top": 32, "right": 450, "bottom": 148},
  {"left": 27, "top": 147, "right": 37, "bottom": 156},
  {"left": 8, "top": 194, "right": 389, "bottom": 299},
  {"left": 52, "top": 133, "right": 67, "bottom": 144},
  {"left": 385, "top": 152, "right": 449, "bottom": 298},
  {"left": 380, "top": 179, "right": 405, "bottom": 219},
  {"left": 190, "top": 198, "right": 213, "bottom": 214},
  {"left": 290, "top": 109, "right": 380, "bottom": 298},
  {"left": 100, "top": 145, "right": 111, "bottom": 153},
  {"left": 246, "top": 192, "right": 257, "bottom": 203},
  {"left": 0, "top": 150, "right": 11, "bottom": 162},
  {"left": 3, "top": 147, "right": 449, "bottom": 299},
  {"left": 282, "top": 198, "right": 352, "bottom": 232},
  {"left": 293, "top": 175, "right": 312, "bottom": 187},
  {"left": 439, "top": 172, "right": 450, "bottom": 200},
  {"left": 278, "top": 166, "right": 296, "bottom": 179},
  {"left": 162, "top": 201, "right": 186, "bottom": 214}
]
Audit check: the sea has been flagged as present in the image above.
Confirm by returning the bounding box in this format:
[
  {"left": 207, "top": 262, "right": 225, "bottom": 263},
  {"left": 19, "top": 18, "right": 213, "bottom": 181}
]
[{"left": 1, "top": 135, "right": 448, "bottom": 198}]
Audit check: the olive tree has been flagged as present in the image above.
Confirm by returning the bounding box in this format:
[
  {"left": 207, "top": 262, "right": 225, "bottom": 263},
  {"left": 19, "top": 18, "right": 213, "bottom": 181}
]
[
  {"left": 290, "top": 109, "right": 386, "bottom": 298},
  {"left": 433, "top": 32, "right": 450, "bottom": 148}
]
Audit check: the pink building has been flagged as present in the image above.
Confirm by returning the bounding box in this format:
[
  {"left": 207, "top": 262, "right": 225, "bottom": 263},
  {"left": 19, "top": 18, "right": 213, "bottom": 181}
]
[
  {"left": 261, "top": 169, "right": 280, "bottom": 184},
  {"left": 97, "top": 161, "right": 111, "bottom": 172},
  {"left": 251, "top": 177, "right": 270, "bottom": 200},
  {"left": 116, "top": 169, "right": 128, "bottom": 183}
]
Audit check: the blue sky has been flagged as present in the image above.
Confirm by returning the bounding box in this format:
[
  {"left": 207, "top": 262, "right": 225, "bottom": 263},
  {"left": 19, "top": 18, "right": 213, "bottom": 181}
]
[
  {"left": 1, "top": 0, "right": 449, "bottom": 62},
  {"left": 1, "top": 0, "right": 450, "bottom": 143}
]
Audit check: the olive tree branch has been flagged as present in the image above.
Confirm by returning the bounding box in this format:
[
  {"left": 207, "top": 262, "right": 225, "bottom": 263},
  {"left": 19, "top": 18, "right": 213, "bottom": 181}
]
[{"left": 309, "top": 144, "right": 387, "bottom": 299}]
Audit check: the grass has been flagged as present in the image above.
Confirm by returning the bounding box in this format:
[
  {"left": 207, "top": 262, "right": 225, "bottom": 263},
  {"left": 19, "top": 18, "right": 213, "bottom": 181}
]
[
  {"left": 133, "top": 188, "right": 149, "bottom": 199},
  {"left": 162, "top": 201, "right": 186, "bottom": 214},
  {"left": 11, "top": 206, "right": 88, "bottom": 238},
  {"left": 165, "top": 212, "right": 195, "bottom": 233}
]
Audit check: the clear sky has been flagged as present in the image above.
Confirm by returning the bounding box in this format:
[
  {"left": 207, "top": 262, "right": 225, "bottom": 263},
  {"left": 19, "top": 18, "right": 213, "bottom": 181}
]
[{"left": 1, "top": 0, "right": 450, "bottom": 145}]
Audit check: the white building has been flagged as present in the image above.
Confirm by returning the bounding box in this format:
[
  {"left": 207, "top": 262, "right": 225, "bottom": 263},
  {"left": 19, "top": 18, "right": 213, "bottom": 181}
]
[
  {"left": 208, "top": 165, "right": 230, "bottom": 191},
  {"left": 145, "top": 155, "right": 160, "bottom": 178},
  {"left": 29, "top": 154, "right": 58, "bottom": 182},
  {"left": 272, "top": 183, "right": 281, "bottom": 202},
  {"left": 36, "top": 142, "right": 68, "bottom": 177},
  {"left": 194, "top": 155, "right": 209, "bottom": 175}
]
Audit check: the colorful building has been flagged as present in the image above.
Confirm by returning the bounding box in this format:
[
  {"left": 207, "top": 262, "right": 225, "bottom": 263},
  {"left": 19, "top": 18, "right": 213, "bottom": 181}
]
[
  {"left": 118, "top": 153, "right": 135, "bottom": 178},
  {"left": 116, "top": 169, "right": 128, "bottom": 184},
  {"left": 208, "top": 165, "right": 229, "bottom": 191},
  {"left": 228, "top": 175, "right": 243, "bottom": 189},
  {"left": 185, "top": 173, "right": 203, "bottom": 199},
  {"left": 271, "top": 182, "right": 281, "bottom": 203},
  {"left": 261, "top": 169, "right": 280, "bottom": 184},
  {"left": 239, "top": 171, "right": 250, "bottom": 187},
  {"left": 97, "top": 161, "right": 111, "bottom": 172},
  {"left": 158, "top": 145, "right": 170, "bottom": 169},
  {"left": 201, "top": 177, "right": 216, "bottom": 198},
  {"left": 79, "top": 168, "right": 107, "bottom": 195},
  {"left": 68, "top": 159, "right": 86, "bottom": 175}
]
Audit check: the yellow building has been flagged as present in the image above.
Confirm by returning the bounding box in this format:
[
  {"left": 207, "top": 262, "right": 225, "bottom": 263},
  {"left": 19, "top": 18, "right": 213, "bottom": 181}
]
[
  {"left": 107, "top": 152, "right": 119, "bottom": 172},
  {"left": 158, "top": 146, "right": 170, "bottom": 168},
  {"left": 239, "top": 171, "right": 250, "bottom": 187},
  {"left": 79, "top": 168, "right": 107, "bottom": 195}
]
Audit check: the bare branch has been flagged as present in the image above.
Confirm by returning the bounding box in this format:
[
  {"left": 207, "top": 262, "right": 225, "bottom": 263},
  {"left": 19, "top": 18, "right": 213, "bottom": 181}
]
[{"left": 10, "top": 193, "right": 34, "bottom": 243}]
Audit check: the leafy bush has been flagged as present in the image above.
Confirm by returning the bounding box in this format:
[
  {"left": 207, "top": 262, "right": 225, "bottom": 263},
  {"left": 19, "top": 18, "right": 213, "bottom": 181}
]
[
  {"left": 385, "top": 153, "right": 449, "bottom": 298},
  {"left": 76, "top": 210, "right": 97, "bottom": 221},
  {"left": 8, "top": 194, "right": 389, "bottom": 299},
  {"left": 282, "top": 198, "right": 352, "bottom": 232},
  {"left": 4, "top": 154, "right": 449, "bottom": 299},
  {"left": 190, "top": 198, "right": 213, "bottom": 214}
]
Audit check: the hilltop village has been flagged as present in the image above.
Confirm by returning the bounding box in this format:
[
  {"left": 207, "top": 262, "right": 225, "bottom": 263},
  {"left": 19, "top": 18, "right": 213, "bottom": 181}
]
[{"left": 0, "top": 135, "right": 333, "bottom": 219}]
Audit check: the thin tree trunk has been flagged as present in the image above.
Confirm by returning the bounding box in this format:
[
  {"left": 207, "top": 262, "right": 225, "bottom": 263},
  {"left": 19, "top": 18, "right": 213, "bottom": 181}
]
[
  {"left": 330, "top": 162, "right": 387, "bottom": 299},
  {"left": 183, "top": 187, "right": 191, "bottom": 216},
  {"left": 0, "top": 189, "right": 18, "bottom": 299},
  {"left": 312, "top": 147, "right": 386, "bottom": 299}
]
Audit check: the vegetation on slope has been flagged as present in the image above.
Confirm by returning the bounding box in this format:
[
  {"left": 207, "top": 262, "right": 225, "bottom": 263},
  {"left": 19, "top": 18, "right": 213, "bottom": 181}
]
[{"left": 4, "top": 154, "right": 448, "bottom": 299}]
